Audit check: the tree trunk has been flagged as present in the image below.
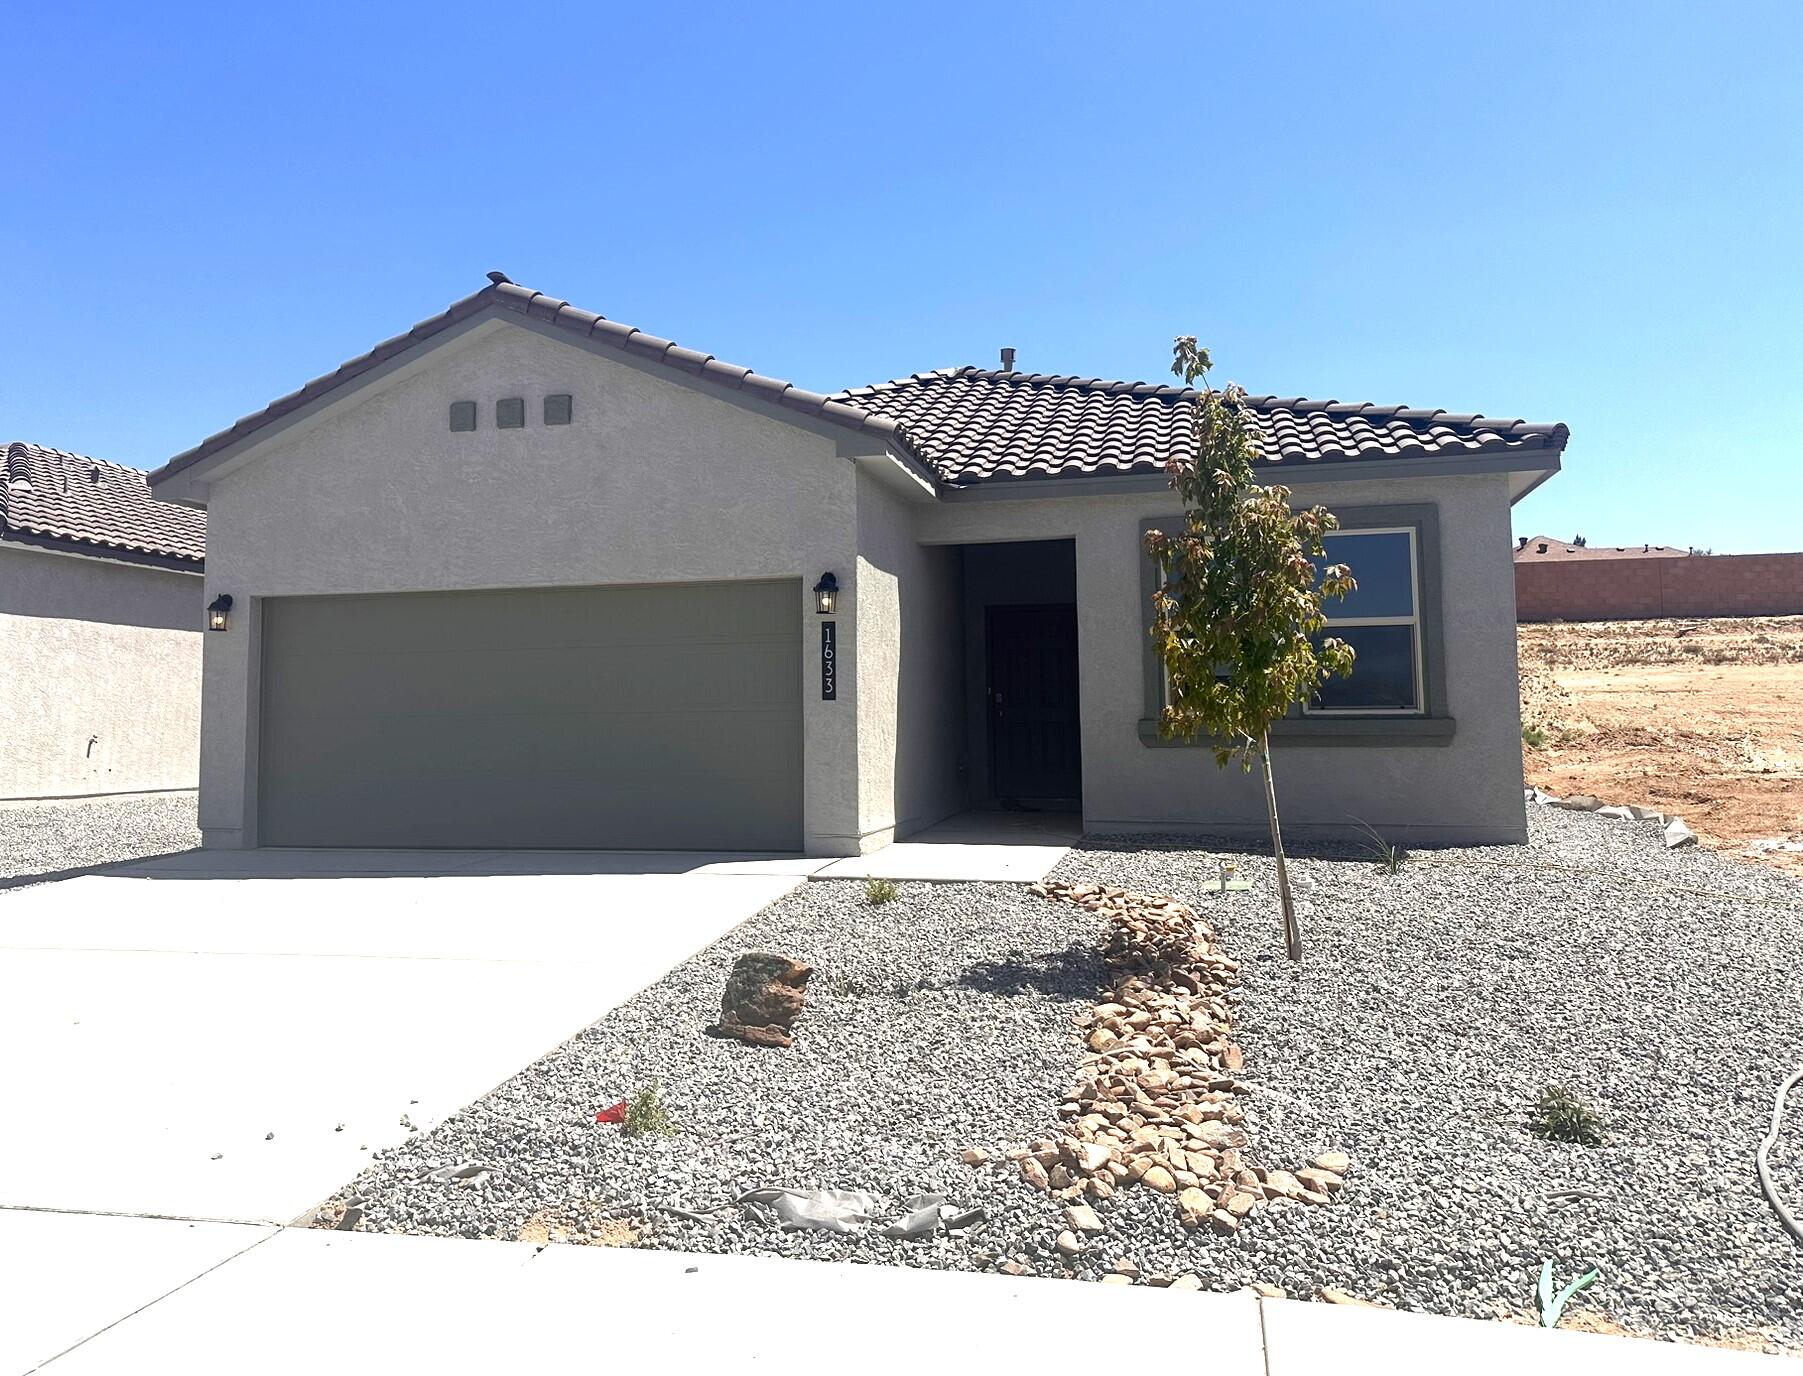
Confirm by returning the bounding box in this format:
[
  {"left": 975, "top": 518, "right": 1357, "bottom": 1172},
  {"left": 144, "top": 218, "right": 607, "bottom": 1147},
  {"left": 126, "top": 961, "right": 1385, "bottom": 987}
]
[{"left": 1259, "top": 729, "right": 1303, "bottom": 961}]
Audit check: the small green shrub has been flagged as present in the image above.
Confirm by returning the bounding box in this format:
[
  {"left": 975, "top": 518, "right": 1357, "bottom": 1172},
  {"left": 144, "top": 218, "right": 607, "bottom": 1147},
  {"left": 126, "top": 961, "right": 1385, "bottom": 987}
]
[
  {"left": 1350, "top": 818, "right": 1407, "bottom": 874},
  {"left": 1529, "top": 1085, "right": 1605, "bottom": 1146},
  {"left": 1536, "top": 1259, "right": 1601, "bottom": 1327},
  {"left": 865, "top": 878, "right": 901, "bottom": 905},
  {"left": 622, "top": 1082, "right": 673, "bottom": 1138},
  {"left": 1522, "top": 724, "right": 1548, "bottom": 749}
]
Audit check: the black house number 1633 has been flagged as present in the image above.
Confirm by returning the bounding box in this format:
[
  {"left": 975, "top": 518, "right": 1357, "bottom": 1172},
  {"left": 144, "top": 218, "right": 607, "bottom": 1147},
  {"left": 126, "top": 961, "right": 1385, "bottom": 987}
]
[{"left": 821, "top": 621, "right": 837, "bottom": 700}]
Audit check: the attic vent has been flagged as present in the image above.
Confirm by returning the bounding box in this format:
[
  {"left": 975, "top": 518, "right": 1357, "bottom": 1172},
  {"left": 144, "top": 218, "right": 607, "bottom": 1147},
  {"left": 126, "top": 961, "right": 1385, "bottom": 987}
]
[
  {"left": 1536, "top": 543, "right": 1548, "bottom": 554},
  {"left": 1000, "top": 347, "right": 1017, "bottom": 373},
  {"left": 449, "top": 401, "right": 478, "bottom": 432},
  {"left": 496, "top": 397, "right": 525, "bottom": 429}
]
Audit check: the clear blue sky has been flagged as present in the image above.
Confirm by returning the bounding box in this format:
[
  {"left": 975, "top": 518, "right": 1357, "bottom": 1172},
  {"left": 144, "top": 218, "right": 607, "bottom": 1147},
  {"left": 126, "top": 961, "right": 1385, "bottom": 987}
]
[{"left": 7, "top": 2, "right": 1800, "bottom": 552}]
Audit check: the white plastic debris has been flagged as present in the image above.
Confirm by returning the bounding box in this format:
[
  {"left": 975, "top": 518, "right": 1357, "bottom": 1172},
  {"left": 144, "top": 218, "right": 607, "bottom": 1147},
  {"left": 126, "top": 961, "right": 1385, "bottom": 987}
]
[
  {"left": 1663, "top": 817, "right": 1698, "bottom": 849},
  {"left": 1748, "top": 837, "right": 1803, "bottom": 855},
  {"left": 1596, "top": 805, "right": 1636, "bottom": 820},
  {"left": 736, "top": 1187, "right": 878, "bottom": 1234},
  {"left": 733, "top": 1187, "right": 981, "bottom": 1239}
]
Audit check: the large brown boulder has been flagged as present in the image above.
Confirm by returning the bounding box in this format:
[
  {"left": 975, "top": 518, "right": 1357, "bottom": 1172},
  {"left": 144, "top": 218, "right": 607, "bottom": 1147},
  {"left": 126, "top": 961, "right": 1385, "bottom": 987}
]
[{"left": 711, "top": 952, "right": 812, "bottom": 1048}]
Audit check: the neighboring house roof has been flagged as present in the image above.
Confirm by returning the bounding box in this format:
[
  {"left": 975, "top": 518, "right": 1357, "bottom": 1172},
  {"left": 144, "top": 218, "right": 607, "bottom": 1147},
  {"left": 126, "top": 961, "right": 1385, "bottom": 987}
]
[
  {"left": 1514, "top": 535, "right": 1689, "bottom": 561},
  {"left": 837, "top": 367, "right": 1570, "bottom": 486},
  {"left": 150, "top": 274, "right": 1568, "bottom": 495},
  {"left": 3, "top": 441, "right": 206, "bottom": 568}
]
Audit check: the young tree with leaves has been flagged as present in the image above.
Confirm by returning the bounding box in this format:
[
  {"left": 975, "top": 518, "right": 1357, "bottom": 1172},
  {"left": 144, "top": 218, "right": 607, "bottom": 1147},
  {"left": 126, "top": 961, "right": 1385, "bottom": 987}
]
[{"left": 1144, "top": 338, "right": 1357, "bottom": 961}]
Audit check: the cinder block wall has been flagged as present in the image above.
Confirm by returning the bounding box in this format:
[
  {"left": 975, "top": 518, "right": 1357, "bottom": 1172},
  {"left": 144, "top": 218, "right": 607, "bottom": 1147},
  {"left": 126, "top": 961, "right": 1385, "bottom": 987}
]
[{"left": 1516, "top": 552, "right": 1803, "bottom": 621}]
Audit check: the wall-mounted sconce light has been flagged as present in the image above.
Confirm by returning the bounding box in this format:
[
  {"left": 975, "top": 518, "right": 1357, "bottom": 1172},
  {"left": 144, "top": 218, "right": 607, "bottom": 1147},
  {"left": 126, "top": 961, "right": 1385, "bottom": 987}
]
[
  {"left": 812, "top": 572, "right": 838, "bottom": 616},
  {"left": 207, "top": 594, "right": 233, "bottom": 632}
]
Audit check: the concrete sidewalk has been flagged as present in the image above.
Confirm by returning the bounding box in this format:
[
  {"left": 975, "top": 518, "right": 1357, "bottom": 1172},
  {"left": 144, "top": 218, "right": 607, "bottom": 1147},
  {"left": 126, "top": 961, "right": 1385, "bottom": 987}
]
[{"left": 4, "top": 1212, "right": 1783, "bottom": 1374}]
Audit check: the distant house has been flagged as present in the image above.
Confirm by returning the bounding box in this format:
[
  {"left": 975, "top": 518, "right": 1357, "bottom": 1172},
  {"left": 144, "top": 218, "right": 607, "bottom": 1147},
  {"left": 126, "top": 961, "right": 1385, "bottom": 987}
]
[
  {"left": 1, "top": 442, "right": 207, "bottom": 800},
  {"left": 1515, "top": 535, "right": 1689, "bottom": 561},
  {"left": 1514, "top": 533, "right": 1803, "bottom": 621}
]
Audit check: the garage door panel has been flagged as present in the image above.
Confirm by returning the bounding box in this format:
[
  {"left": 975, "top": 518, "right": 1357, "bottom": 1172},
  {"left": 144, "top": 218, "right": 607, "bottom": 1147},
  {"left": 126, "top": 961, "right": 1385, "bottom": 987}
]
[
  {"left": 265, "top": 707, "right": 801, "bottom": 787},
  {"left": 258, "top": 581, "right": 802, "bottom": 850},
  {"left": 268, "top": 642, "right": 799, "bottom": 720}
]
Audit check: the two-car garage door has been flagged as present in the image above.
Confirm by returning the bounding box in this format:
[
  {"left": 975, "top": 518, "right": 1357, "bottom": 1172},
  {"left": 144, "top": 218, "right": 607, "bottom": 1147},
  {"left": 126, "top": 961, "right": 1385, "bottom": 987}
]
[{"left": 257, "top": 580, "right": 802, "bottom": 850}]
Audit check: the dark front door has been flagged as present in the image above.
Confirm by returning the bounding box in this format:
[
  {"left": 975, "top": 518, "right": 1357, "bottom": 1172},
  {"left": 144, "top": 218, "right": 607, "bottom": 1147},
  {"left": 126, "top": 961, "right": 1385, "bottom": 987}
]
[{"left": 986, "top": 603, "right": 1081, "bottom": 805}]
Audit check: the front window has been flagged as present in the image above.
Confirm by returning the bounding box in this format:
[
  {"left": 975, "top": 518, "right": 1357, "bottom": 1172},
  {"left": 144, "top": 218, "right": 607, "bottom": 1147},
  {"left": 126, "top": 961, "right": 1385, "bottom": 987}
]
[{"left": 1307, "top": 528, "right": 1423, "bottom": 714}]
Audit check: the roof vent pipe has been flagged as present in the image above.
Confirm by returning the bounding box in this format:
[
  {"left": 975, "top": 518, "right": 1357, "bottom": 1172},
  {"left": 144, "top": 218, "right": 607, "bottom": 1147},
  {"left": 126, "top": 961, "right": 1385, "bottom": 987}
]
[{"left": 1000, "top": 347, "right": 1016, "bottom": 373}]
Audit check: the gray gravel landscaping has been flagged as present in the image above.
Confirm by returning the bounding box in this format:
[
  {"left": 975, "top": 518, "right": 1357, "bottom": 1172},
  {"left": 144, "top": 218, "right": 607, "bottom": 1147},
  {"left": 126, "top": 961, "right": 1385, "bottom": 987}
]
[
  {"left": 336, "top": 807, "right": 1803, "bottom": 1352},
  {"left": 342, "top": 880, "right": 1107, "bottom": 1269},
  {"left": 0, "top": 792, "right": 199, "bottom": 884},
  {"left": 1073, "top": 808, "right": 1803, "bottom": 1349}
]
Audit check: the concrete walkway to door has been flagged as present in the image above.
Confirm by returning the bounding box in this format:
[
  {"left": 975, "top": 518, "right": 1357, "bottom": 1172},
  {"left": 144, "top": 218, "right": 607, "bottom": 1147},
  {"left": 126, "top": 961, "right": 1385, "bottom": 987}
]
[
  {"left": 0, "top": 853, "right": 803, "bottom": 1225},
  {"left": 813, "top": 809, "right": 1080, "bottom": 883}
]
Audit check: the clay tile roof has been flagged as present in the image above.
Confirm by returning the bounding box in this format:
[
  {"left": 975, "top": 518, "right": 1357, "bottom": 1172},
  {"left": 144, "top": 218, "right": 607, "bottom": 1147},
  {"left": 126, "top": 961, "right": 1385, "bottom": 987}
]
[
  {"left": 150, "top": 275, "right": 1567, "bottom": 497},
  {"left": 834, "top": 367, "right": 1569, "bottom": 487},
  {"left": 2, "top": 441, "right": 206, "bottom": 566}
]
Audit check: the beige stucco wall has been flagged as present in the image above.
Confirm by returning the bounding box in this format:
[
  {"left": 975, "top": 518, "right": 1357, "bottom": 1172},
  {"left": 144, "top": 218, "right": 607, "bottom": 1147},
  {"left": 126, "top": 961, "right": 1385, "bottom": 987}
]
[
  {"left": 191, "top": 318, "right": 869, "bottom": 853},
  {"left": 855, "top": 472, "right": 964, "bottom": 845},
  {"left": 915, "top": 471, "right": 1527, "bottom": 845},
  {"left": 0, "top": 544, "right": 203, "bottom": 799}
]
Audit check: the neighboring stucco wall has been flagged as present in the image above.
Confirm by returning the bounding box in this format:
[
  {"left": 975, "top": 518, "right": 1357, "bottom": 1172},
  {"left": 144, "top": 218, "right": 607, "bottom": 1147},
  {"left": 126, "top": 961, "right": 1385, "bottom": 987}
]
[
  {"left": 191, "top": 318, "right": 865, "bottom": 853},
  {"left": 855, "top": 471, "right": 963, "bottom": 845},
  {"left": 0, "top": 543, "right": 203, "bottom": 799},
  {"left": 916, "top": 471, "right": 1526, "bottom": 845}
]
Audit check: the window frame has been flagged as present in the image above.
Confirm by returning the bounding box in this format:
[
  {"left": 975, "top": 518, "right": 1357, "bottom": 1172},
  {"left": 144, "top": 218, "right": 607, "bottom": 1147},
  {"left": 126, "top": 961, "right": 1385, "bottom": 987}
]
[
  {"left": 1302, "top": 525, "right": 1424, "bottom": 717},
  {"left": 1138, "top": 502, "right": 1453, "bottom": 748}
]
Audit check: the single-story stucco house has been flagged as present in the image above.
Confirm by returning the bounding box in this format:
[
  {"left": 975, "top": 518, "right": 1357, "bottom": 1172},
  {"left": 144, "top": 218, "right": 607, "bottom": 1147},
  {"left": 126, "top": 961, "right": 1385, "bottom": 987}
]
[
  {"left": 147, "top": 275, "right": 1566, "bottom": 855},
  {"left": 2, "top": 441, "right": 207, "bottom": 801}
]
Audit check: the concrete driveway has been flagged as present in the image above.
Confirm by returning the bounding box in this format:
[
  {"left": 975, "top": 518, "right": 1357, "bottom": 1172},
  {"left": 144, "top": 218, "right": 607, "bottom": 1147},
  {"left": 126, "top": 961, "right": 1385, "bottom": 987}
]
[{"left": 0, "top": 850, "right": 807, "bottom": 1224}]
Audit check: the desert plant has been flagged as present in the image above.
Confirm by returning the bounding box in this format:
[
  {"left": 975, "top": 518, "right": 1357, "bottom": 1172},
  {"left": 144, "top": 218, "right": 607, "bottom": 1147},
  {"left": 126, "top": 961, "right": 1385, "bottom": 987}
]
[
  {"left": 622, "top": 1082, "right": 673, "bottom": 1138},
  {"left": 1145, "top": 338, "right": 1356, "bottom": 961},
  {"left": 864, "top": 878, "right": 900, "bottom": 905},
  {"left": 1350, "top": 818, "right": 1407, "bottom": 874},
  {"left": 1536, "top": 1259, "right": 1601, "bottom": 1327},
  {"left": 1529, "top": 1084, "right": 1606, "bottom": 1146},
  {"left": 1522, "top": 723, "right": 1548, "bottom": 749}
]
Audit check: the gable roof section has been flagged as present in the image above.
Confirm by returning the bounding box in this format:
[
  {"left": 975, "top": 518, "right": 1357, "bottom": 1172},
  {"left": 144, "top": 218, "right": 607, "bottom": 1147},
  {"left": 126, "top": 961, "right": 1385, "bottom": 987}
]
[
  {"left": 150, "top": 276, "right": 926, "bottom": 487},
  {"left": 836, "top": 367, "right": 1570, "bottom": 486},
  {"left": 3, "top": 441, "right": 206, "bottom": 568}
]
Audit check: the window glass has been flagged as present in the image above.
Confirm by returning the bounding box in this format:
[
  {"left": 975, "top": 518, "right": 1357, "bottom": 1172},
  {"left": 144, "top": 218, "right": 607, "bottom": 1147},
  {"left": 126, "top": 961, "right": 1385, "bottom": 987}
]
[
  {"left": 1311, "top": 625, "right": 1418, "bottom": 710},
  {"left": 1314, "top": 531, "right": 1415, "bottom": 619},
  {"left": 1307, "top": 526, "right": 1422, "bottom": 714}
]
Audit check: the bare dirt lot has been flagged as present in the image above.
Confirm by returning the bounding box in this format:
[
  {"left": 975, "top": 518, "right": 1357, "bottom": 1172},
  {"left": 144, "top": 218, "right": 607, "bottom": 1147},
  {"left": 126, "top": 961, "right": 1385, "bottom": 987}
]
[{"left": 1520, "top": 616, "right": 1803, "bottom": 876}]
